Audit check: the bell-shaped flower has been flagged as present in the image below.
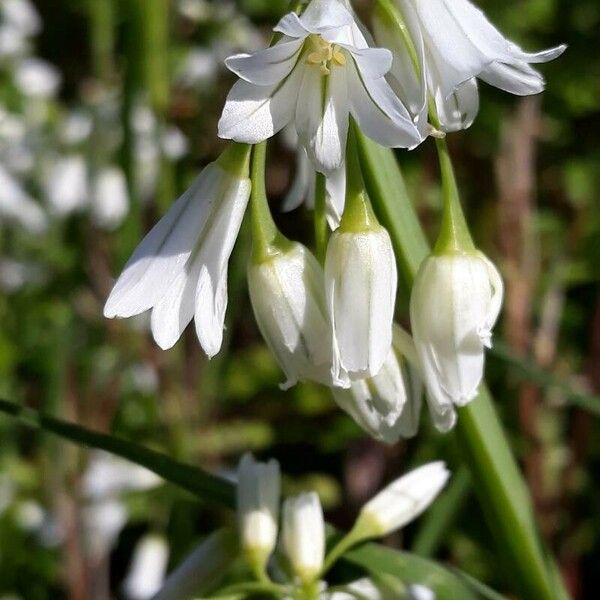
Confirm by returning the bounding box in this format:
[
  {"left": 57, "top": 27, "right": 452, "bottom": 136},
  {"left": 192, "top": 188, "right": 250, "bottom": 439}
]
[
  {"left": 248, "top": 241, "right": 334, "bottom": 390},
  {"left": 332, "top": 325, "right": 422, "bottom": 443},
  {"left": 218, "top": 0, "right": 422, "bottom": 176},
  {"left": 0, "top": 164, "right": 47, "bottom": 233},
  {"left": 282, "top": 492, "right": 325, "bottom": 584},
  {"left": 410, "top": 251, "right": 503, "bottom": 431},
  {"left": 237, "top": 453, "right": 281, "bottom": 571},
  {"left": 44, "top": 155, "right": 89, "bottom": 216},
  {"left": 104, "top": 143, "right": 251, "bottom": 357},
  {"left": 353, "top": 462, "right": 450, "bottom": 539},
  {"left": 374, "top": 0, "right": 565, "bottom": 132},
  {"left": 325, "top": 188, "right": 397, "bottom": 384}
]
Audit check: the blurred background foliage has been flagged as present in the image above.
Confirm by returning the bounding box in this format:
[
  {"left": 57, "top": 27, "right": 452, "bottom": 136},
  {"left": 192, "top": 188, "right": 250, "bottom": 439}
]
[{"left": 0, "top": 0, "right": 598, "bottom": 598}]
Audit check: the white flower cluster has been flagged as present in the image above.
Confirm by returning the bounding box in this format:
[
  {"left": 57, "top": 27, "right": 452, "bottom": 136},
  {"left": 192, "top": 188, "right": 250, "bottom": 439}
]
[
  {"left": 104, "top": 0, "right": 564, "bottom": 436},
  {"left": 154, "top": 454, "right": 449, "bottom": 599}
]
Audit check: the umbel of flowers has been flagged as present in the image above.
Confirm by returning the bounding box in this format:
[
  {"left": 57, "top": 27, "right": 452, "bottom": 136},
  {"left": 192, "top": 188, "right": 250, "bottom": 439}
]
[
  {"left": 104, "top": 0, "right": 564, "bottom": 439},
  {"left": 153, "top": 454, "right": 450, "bottom": 600}
]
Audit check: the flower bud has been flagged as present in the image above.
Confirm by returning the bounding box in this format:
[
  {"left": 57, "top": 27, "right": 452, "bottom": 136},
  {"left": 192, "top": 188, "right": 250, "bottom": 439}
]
[
  {"left": 354, "top": 462, "right": 449, "bottom": 539},
  {"left": 282, "top": 492, "right": 325, "bottom": 583},
  {"left": 325, "top": 225, "right": 397, "bottom": 384},
  {"left": 409, "top": 251, "right": 503, "bottom": 431},
  {"left": 237, "top": 454, "right": 280, "bottom": 571},
  {"left": 248, "top": 242, "right": 334, "bottom": 390}
]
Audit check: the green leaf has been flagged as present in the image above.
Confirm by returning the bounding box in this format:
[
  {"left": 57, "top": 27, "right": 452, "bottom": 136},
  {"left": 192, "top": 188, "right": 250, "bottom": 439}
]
[
  {"left": 0, "top": 398, "right": 235, "bottom": 508},
  {"left": 345, "top": 543, "right": 503, "bottom": 600},
  {"left": 355, "top": 132, "right": 565, "bottom": 600}
]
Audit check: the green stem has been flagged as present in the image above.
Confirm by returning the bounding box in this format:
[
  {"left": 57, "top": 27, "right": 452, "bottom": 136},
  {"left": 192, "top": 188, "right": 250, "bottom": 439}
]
[
  {"left": 432, "top": 136, "right": 476, "bottom": 255},
  {"left": 250, "top": 142, "right": 287, "bottom": 262},
  {"left": 211, "top": 581, "right": 287, "bottom": 598},
  {"left": 314, "top": 172, "right": 328, "bottom": 263},
  {"left": 88, "top": 0, "right": 115, "bottom": 81}
]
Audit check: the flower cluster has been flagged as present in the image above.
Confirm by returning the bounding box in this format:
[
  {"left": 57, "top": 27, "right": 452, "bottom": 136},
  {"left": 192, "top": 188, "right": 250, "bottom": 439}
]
[
  {"left": 155, "top": 454, "right": 450, "bottom": 599},
  {"left": 104, "top": 0, "right": 564, "bottom": 437}
]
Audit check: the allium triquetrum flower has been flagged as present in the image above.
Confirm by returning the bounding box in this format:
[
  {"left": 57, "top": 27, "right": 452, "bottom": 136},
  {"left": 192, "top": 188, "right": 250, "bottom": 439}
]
[{"left": 218, "top": 0, "right": 422, "bottom": 177}]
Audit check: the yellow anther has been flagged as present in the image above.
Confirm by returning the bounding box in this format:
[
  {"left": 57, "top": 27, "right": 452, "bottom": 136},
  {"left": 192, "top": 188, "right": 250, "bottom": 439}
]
[
  {"left": 307, "top": 52, "right": 324, "bottom": 65},
  {"left": 333, "top": 50, "right": 346, "bottom": 66},
  {"left": 305, "top": 35, "right": 346, "bottom": 76}
]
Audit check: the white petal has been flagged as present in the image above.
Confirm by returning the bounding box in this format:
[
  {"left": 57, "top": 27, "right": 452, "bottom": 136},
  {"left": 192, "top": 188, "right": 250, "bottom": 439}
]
[
  {"left": 479, "top": 60, "right": 545, "bottom": 95},
  {"left": 282, "top": 148, "right": 315, "bottom": 213},
  {"left": 347, "top": 46, "right": 392, "bottom": 79},
  {"left": 299, "top": 0, "right": 354, "bottom": 33},
  {"left": 104, "top": 166, "right": 223, "bottom": 320},
  {"left": 347, "top": 61, "right": 422, "bottom": 149},
  {"left": 295, "top": 62, "right": 350, "bottom": 175},
  {"left": 218, "top": 66, "right": 303, "bottom": 144},
  {"left": 224, "top": 39, "right": 304, "bottom": 86},
  {"left": 434, "top": 77, "right": 479, "bottom": 132},
  {"left": 324, "top": 164, "right": 346, "bottom": 229}
]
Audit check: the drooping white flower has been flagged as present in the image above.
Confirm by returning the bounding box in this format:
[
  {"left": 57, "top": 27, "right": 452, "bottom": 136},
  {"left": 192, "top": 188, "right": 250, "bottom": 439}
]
[
  {"left": 237, "top": 453, "right": 280, "bottom": 568},
  {"left": 91, "top": 166, "right": 129, "bottom": 231},
  {"left": 218, "top": 0, "right": 422, "bottom": 175},
  {"left": 153, "top": 529, "right": 238, "bottom": 600},
  {"left": 44, "top": 155, "right": 89, "bottom": 216},
  {"left": 282, "top": 492, "right": 325, "bottom": 583},
  {"left": 332, "top": 325, "right": 422, "bottom": 443},
  {"left": 123, "top": 535, "right": 169, "bottom": 600},
  {"left": 374, "top": 0, "right": 566, "bottom": 131},
  {"left": 0, "top": 164, "right": 47, "bottom": 233},
  {"left": 248, "top": 242, "right": 334, "bottom": 390},
  {"left": 281, "top": 126, "right": 347, "bottom": 229},
  {"left": 325, "top": 222, "right": 397, "bottom": 384},
  {"left": 104, "top": 144, "right": 251, "bottom": 356},
  {"left": 1, "top": 0, "right": 41, "bottom": 37},
  {"left": 14, "top": 57, "right": 61, "bottom": 98},
  {"left": 355, "top": 462, "right": 450, "bottom": 538},
  {"left": 409, "top": 251, "right": 503, "bottom": 431}
]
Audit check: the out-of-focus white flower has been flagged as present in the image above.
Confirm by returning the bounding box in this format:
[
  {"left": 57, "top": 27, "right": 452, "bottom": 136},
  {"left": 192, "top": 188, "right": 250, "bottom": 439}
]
[
  {"left": 409, "top": 584, "right": 436, "bottom": 600},
  {"left": 161, "top": 126, "right": 189, "bottom": 161},
  {"left": 248, "top": 242, "right": 334, "bottom": 390},
  {"left": 44, "top": 155, "right": 89, "bottom": 216},
  {"left": 15, "top": 500, "right": 45, "bottom": 532},
  {"left": 374, "top": 0, "right": 565, "bottom": 132},
  {"left": 1, "top": 0, "right": 41, "bottom": 37},
  {"left": 14, "top": 57, "right": 61, "bottom": 98},
  {"left": 282, "top": 492, "right": 325, "bottom": 584},
  {"left": 332, "top": 325, "right": 422, "bottom": 443},
  {"left": 354, "top": 462, "right": 449, "bottom": 538},
  {"left": 82, "top": 451, "right": 162, "bottom": 501},
  {"left": 0, "top": 25, "right": 27, "bottom": 57},
  {"left": 104, "top": 144, "right": 251, "bottom": 356},
  {"left": 177, "top": 47, "right": 219, "bottom": 88},
  {"left": 0, "top": 259, "right": 46, "bottom": 292},
  {"left": 219, "top": 0, "right": 422, "bottom": 175},
  {"left": 153, "top": 529, "right": 238, "bottom": 600},
  {"left": 325, "top": 221, "right": 397, "bottom": 384},
  {"left": 83, "top": 498, "right": 128, "bottom": 560},
  {"left": 59, "top": 111, "right": 93, "bottom": 145},
  {"left": 123, "top": 535, "right": 170, "bottom": 600},
  {"left": 237, "top": 453, "right": 280, "bottom": 570},
  {"left": 177, "top": 0, "right": 211, "bottom": 23},
  {"left": 91, "top": 166, "right": 129, "bottom": 230},
  {"left": 410, "top": 251, "right": 503, "bottom": 431},
  {"left": 0, "top": 164, "right": 47, "bottom": 233}
]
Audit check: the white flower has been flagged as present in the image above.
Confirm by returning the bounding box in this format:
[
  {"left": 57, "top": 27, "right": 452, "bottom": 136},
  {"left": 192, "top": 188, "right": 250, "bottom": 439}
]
[
  {"left": 248, "top": 242, "right": 334, "bottom": 390},
  {"left": 91, "top": 166, "right": 129, "bottom": 231},
  {"left": 326, "top": 226, "right": 397, "bottom": 384},
  {"left": 153, "top": 529, "right": 238, "bottom": 600},
  {"left": 410, "top": 251, "right": 503, "bottom": 431},
  {"left": 14, "top": 57, "right": 61, "bottom": 98},
  {"left": 218, "top": 0, "right": 421, "bottom": 175},
  {"left": 44, "top": 155, "right": 89, "bottom": 216},
  {"left": 237, "top": 453, "right": 280, "bottom": 567},
  {"left": 332, "top": 326, "right": 422, "bottom": 443},
  {"left": 375, "top": 0, "right": 566, "bottom": 132},
  {"left": 123, "top": 535, "right": 169, "bottom": 600},
  {"left": 282, "top": 492, "right": 325, "bottom": 583},
  {"left": 104, "top": 144, "right": 251, "bottom": 356},
  {"left": 1, "top": 0, "right": 41, "bottom": 37},
  {"left": 281, "top": 127, "right": 347, "bottom": 229},
  {"left": 0, "top": 164, "right": 47, "bottom": 233},
  {"left": 356, "top": 462, "right": 449, "bottom": 537}
]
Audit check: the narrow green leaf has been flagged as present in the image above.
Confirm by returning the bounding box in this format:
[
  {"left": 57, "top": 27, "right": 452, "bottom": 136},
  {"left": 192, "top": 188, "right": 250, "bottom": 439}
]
[
  {"left": 345, "top": 543, "right": 502, "bottom": 600},
  {"left": 355, "top": 133, "right": 564, "bottom": 600},
  {"left": 0, "top": 398, "right": 235, "bottom": 508}
]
